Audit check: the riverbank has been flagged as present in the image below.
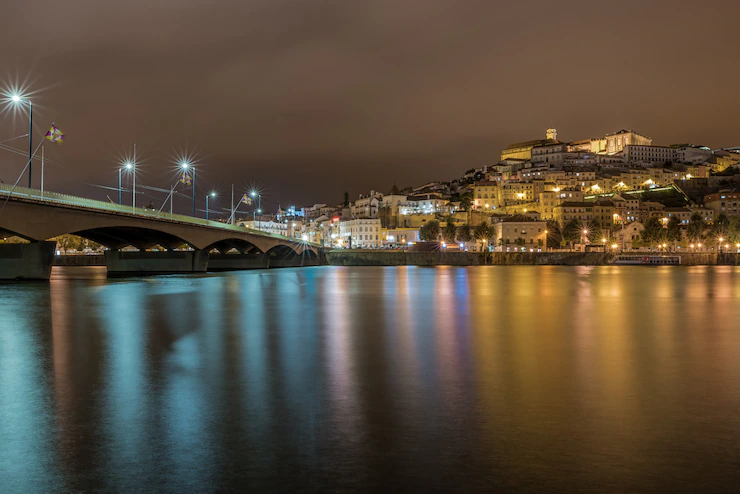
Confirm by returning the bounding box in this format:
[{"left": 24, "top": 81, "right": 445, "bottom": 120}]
[{"left": 326, "top": 250, "right": 740, "bottom": 266}]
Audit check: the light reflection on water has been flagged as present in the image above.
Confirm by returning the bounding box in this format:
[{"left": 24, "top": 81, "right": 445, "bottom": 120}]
[{"left": 1, "top": 266, "right": 740, "bottom": 492}]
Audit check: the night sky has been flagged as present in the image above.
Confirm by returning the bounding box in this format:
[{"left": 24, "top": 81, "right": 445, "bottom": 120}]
[{"left": 1, "top": 0, "right": 739, "bottom": 213}]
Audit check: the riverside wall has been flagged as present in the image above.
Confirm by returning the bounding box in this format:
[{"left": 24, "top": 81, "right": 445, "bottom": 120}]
[{"left": 326, "top": 250, "right": 740, "bottom": 267}]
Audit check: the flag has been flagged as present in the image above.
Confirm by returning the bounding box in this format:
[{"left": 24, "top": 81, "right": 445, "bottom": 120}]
[
  {"left": 45, "top": 124, "right": 64, "bottom": 144},
  {"left": 179, "top": 172, "right": 192, "bottom": 186},
  {"left": 241, "top": 194, "right": 252, "bottom": 205}
]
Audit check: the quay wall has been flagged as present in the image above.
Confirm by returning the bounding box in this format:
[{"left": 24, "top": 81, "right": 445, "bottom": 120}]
[
  {"left": 326, "top": 250, "right": 740, "bottom": 267},
  {"left": 54, "top": 255, "right": 106, "bottom": 266}
]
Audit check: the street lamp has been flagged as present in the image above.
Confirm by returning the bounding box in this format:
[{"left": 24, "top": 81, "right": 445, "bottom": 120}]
[
  {"left": 205, "top": 191, "right": 216, "bottom": 220},
  {"left": 719, "top": 237, "right": 724, "bottom": 253},
  {"left": 251, "top": 191, "right": 262, "bottom": 230},
  {"left": 10, "top": 94, "right": 33, "bottom": 188},
  {"left": 181, "top": 162, "right": 196, "bottom": 216},
  {"left": 124, "top": 161, "right": 136, "bottom": 210},
  {"left": 253, "top": 208, "right": 262, "bottom": 229}
]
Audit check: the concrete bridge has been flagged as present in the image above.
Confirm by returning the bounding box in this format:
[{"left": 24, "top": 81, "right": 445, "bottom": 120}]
[{"left": 0, "top": 184, "right": 320, "bottom": 280}]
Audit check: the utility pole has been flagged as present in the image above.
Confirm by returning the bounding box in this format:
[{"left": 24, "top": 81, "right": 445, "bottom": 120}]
[{"left": 231, "top": 184, "right": 235, "bottom": 225}]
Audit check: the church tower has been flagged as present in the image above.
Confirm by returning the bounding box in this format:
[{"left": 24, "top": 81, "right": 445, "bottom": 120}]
[{"left": 546, "top": 128, "right": 557, "bottom": 141}]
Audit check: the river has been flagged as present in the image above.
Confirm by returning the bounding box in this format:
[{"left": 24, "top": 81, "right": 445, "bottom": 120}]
[{"left": 1, "top": 266, "right": 740, "bottom": 492}]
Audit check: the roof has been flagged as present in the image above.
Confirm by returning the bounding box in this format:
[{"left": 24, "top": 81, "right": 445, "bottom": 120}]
[
  {"left": 500, "top": 214, "right": 542, "bottom": 223},
  {"left": 503, "top": 138, "right": 559, "bottom": 151},
  {"left": 388, "top": 183, "right": 402, "bottom": 195}
]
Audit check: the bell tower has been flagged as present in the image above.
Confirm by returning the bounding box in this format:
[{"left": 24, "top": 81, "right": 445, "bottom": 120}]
[{"left": 546, "top": 128, "right": 557, "bottom": 141}]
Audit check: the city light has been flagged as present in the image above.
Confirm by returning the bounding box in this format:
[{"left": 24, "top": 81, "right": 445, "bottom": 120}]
[{"left": 11, "top": 94, "right": 21, "bottom": 103}]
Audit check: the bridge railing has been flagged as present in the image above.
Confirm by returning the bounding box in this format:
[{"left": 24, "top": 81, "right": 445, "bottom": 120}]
[{"left": 0, "top": 183, "right": 302, "bottom": 243}]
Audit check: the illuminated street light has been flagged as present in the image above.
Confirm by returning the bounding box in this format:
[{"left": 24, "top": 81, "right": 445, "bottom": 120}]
[
  {"left": 205, "top": 191, "right": 216, "bottom": 220},
  {"left": 123, "top": 161, "right": 136, "bottom": 210},
  {"left": 180, "top": 162, "right": 196, "bottom": 216},
  {"left": 8, "top": 94, "right": 33, "bottom": 188}
]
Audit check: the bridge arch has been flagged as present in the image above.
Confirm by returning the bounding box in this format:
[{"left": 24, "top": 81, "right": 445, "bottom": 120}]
[
  {"left": 204, "top": 238, "right": 264, "bottom": 254},
  {"left": 70, "top": 226, "right": 192, "bottom": 251}
]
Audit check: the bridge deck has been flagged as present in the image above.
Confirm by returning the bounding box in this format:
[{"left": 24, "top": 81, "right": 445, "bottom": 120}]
[{"left": 0, "top": 183, "right": 315, "bottom": 246}]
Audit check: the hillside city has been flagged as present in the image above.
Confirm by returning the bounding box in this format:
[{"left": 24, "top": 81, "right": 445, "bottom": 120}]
[{"left": 242, "top": 128, "right": 740, "bottom": 253}]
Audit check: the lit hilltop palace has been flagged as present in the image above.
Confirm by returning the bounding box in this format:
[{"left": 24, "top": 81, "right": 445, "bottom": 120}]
[{"left": 243, "top": 127, "right": 737, "bottom": 252}]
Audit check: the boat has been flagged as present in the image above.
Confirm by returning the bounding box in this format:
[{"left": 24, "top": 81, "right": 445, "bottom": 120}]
[{"left": 612, "top": 255, "right": 681, "bottom": 265}]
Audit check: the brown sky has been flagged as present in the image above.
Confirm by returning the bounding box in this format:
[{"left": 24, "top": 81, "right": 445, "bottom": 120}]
[{"left": 1, "top": 0, "right": 739, "bottom": 212}]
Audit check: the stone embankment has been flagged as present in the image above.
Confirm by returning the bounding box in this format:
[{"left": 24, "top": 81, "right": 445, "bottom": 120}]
[
  {"left": 326, "top": 250, "right": 740, "bottom": 267},
  {"left": 53, "top": 255, "right": 105, "bottom": 266}
]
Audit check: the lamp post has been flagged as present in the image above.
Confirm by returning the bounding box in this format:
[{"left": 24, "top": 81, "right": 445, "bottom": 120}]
[
  {"left": 206, "top": 192, "right": 216, "bottom": 220},
  {"left": 124, "top": 162, "right": 135, "bottom": 210},
  {"left": 118, "top": 167, "right": 123, "bottom": 204},
  {"left": 253, "top": 208, "right": 262, "bottom": 229},
  {"left": 181, "top": 162, "right": 195, "bottom": 216},
  {"left": 251, "top": 191, "right": 261, "bottom": 231},
  {"left": 11, "top": 95, "right": 33, "bottom": 188}
]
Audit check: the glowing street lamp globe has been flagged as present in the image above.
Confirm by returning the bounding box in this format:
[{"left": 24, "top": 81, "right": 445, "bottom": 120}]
[{"left": 11, "top": 94, "right": 21, "bottom": 103}]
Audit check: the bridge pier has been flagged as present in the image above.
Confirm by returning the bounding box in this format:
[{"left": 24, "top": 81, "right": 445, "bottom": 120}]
[
  {"left": 105, "top": 250, "right": 209, "bottom": 277},
  {"left": 0, "top": 241, "right": 57, "bottom": 280},
  {"left": 207, "top": 253, "right": 270, "bottom": 271}
]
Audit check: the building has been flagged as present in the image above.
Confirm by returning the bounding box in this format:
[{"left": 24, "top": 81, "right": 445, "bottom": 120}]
[
  {"left": 623, "top": 145, "right": 678, "bottom": 163},
  {"left": 338, "top": 218, "right": 382, "bottom": 248},
  {"left": 382, "top": 228, "right": 420, "bottom": 245},
  {"left": 704, "top": 191, "right": 740, "bottom": 218},
  {"left": 554, "top": 202, "right": 595, "bottom": 225},
  {"left": 473, "top": 180, "right": 500, "bottom": 209},
  {"left": 378, "top": 184, "right": 408, "bottom": 228},
  {"left": 500, "top": 129, "right": 560, "bottom": 161},
  {"left": 614, "top": 221, "right": 645, "bottom": 250},
  {"left": 598, "top": 129, "right": 652, "bottom": 155},
  {"left": 351, "top": 192, "right": 381, "bottom": 219},
  {"left": 491, "top": 215, "right": 548, "bottom": 251},
  {"left": 238, "top": 219, "right": 294, "bottom": 237}
]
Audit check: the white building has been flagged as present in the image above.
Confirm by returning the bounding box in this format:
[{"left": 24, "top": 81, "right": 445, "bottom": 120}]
[
  {"left": 338, "top": 218, "right": 382, "bottom": 248},
  {"left": 238, "top": 220, "right": 301, "bottom": 238}
]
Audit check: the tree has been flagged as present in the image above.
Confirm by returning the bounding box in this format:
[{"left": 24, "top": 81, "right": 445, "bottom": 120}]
[
  {"left": 641, "top": 216, "right": 662, "bottom": 249},
  {"left": 561, "top": 219, "right": 581, "bottom": 250},
  {"left": 419, "top": 220, "right": 440, "bottom": 242},
  {"left": 458, "top": 191, "right": 473, "bottom": 211},
  {"left": 546, "top": 220, "right": 561, "bottom": 250},
  {"left": 457, "top": 223, "right": 472, "bottom": 243},
  {"left": 343, "top": 191, "right": 349, "bottom": 207},
  {"left": 515, "top": 237, "right": 526, "bottom": 247},
  {"left": 587, "top": 218, "right": 602, "bottom": 244},
  {"left": 442, "top": 219, "right": 457, "bottom": 243},
  {"left": 712, "top": 212, "right": 729, "bottom": 238},
  {"left": 473, "top": 222, "right": 490, "bottom": 250},
  {"left": 666, "top": 216, "right": 682, "bottom": 249},
  {"left": 728, "top": 217, "right": 740, "bottom": 244},
  {"left": 687, "top": 212, "right": 706, "bottom": 243}
]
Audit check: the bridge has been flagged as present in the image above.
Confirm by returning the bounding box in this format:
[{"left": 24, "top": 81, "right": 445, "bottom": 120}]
[{"left": 0, "top": 184, "right": 320, "bottom": 280}]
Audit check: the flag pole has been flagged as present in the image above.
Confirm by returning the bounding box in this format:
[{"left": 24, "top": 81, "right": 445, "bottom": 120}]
[{"left": 132, "top": 143, "right": 137, "bottom": 211}]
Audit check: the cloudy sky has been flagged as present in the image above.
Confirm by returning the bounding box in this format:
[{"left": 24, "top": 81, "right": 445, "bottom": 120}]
[{"left": 1, "top": 0, "right": 739, "bottom": 212}]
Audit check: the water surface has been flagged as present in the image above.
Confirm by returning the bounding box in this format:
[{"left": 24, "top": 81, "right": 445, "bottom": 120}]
[{"left": 1, "top": 265, "right": 740, "bottom": 492}]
